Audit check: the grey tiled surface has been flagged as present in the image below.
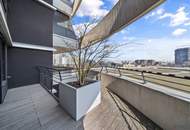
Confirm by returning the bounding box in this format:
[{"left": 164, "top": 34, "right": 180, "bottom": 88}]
[{"left": 0, "top": 84, "right": 162, "bottom": 130}]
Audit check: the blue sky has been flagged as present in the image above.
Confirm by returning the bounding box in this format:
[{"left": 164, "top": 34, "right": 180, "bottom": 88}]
[{"left": 72, "top": 0, "right": 190, "bottom": 62}]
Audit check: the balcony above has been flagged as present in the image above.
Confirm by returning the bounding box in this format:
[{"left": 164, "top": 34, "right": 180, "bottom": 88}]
[
  {"left": 53, "top": 0, "right": 72, "bottom": 16},
  {"left": 53, "top": 33, "right": 78, "bottom": 53},
  {"left": 53, "top": 24, "right": 78, "bottom": 53},
  {"left": 53, "top": 12, "right": 78, "bottom": 53}
]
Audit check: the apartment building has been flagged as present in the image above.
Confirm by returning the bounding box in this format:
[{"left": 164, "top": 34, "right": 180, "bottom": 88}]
[
  {"left": 0, "top": 0, "right": 78, "bottom": 103},
  {"left": 175, "top": 47, "right": 190, "bottom": 66}
]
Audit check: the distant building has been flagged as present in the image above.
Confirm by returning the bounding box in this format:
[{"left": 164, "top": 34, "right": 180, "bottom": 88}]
[
  {"left": 134, "top": 60, "right": 157, "bottom": 66},
  {"left": 99, "top": 61, "right": 122, "bottom": 68},
  {"left": 175, "top": 48, "right": 190, "bottom": 66},
  {"left": 122, "top": 61, "right": 135, "bottom": 68}
]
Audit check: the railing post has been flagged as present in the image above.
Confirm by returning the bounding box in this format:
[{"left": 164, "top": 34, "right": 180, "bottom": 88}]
[
  {"left": 105, "top": 66, "right": 108, "bottom": 73},
  {"left": 99, "top": 66, "right": 104, "bottom": 80},
  {"left": 59, "top": 71, "right": 62, "bottom": 81},
  {"left": 118, "top": 68, "right": 121, "bottom": 77},
  {"left": 43, "top": 68, "right": 45, "bottom": 86},
  {"left": 47, "top": 68, "right": 52, "bottom": 92},
  {"left": 141, "top": 71, "right": 146, "bottom": 84}
]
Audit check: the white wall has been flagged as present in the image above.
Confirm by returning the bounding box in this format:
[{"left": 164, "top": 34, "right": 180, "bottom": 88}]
[{"left": 53, "top": 53, "right": 74, "bottom": 66}]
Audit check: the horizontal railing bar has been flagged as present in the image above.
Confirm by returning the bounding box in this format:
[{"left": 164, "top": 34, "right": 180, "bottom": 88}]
[{"left": 101, "top": 67, "right": 190, "bottom": 92}]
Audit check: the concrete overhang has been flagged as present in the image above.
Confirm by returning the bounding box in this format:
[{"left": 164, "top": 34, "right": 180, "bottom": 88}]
[
  {"left": 71, "top": 0, "right": 82, "bottom": 17},
  {"left": 35, "top": 0, "right": 82, "bottom": 18},
  {"left": 35, "top": 0, "right": 71, "bottom": 17},
  {"left": 53, "top": 0, "right": 72, "bottom": 17},
  {"left": 82, "top": 0, "right": 166, "bottom": 47}
]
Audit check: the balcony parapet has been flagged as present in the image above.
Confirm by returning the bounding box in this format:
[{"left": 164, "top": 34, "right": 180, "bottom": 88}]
[
  {"left": 99, "top": 70, "right": 190, "bottom": 130},
  {"left": 53, "top": 34, "right": 78, "bottom": 53},
  {"left": 53, "top": 0, "right": 72, "bottom": 16}
]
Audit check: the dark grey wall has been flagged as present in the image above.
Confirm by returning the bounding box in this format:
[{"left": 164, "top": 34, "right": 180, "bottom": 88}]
[
  {"left": 0, "top": 38, "right": 3, "bottom": 103},
  {"left": 0, "top": 37, "right": 8, "bottom": 103},
  {"left": 0, "top": 0, "right": 8, "bottom": 103},
  {"left": 7, "top": 47, "right": 52, "bottom": 89},
  {"left": 7, "top": 0, "right": 53, "bottom": 47},
  {"left": 6, "top": 0, "right": 54, "bottom": 89}
]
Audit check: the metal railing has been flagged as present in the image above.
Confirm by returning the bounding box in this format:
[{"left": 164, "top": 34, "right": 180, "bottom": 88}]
[
  {"left": 37, "top": 66, "right": 101, "bottom": 101},
  {"left": 37, "top": 66, "right": 75, "bottom": 101},
  {"left": 37, "top": 65, "right": 190, "bottom": 97},
  {"left": 99, "top": 66, "right": 190, "bottom": 93}
]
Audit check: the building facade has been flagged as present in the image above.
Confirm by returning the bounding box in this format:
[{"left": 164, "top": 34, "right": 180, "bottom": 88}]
[
  {"left": 175, "top": 48, "right": 190, "bottom": 66},
  {"left": 0, "top": 0, "right": 78, "bottom": 103}
]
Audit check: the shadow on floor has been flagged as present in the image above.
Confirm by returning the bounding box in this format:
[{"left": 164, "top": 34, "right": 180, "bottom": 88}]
[{"left": 107, "top": 89, "right": 163, "bottom": 130}]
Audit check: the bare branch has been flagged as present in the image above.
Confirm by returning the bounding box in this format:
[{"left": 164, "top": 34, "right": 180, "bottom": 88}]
[{"left": 62, "top": 20, "right": 119, "bottom": 86}]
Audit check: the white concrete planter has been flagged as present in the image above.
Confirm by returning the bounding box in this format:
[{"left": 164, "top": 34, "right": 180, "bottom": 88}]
[{"left": 59, "top": 81, "right": 101, "bottom": 121}]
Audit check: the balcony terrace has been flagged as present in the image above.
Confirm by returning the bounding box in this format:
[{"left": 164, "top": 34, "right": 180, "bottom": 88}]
[{"left": 0, "top": 83, "right": 161, "bottom": 130}]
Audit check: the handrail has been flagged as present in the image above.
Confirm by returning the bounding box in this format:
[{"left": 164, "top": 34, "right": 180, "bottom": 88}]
[
  {"left": 103, "top": 66, "right": 190, "bottom": 81},
  {"left": 100, "top": 66, "right": 190, "bottom": 92},
  {"left": 119, "top": 67, "right": 190, "bottom": 80},
  {"left": 37, "top": 66, "right": 101, "bottom": 101}
]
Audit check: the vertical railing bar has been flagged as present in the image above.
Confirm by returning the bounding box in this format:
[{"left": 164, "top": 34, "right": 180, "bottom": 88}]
[
  {"left": 59, "top": 70, "right": 62, "bottom": 81},
  {"left": 99, "top": 65, "right": 104, "bottom": 80},
  {"left": 46, "top": 68, "right": 49, "bottom": 91},
  {"left": 50, "top": 69, "right": 53, "bottom": 93},
  {"left": 141, "top": 71, "right": 146, "bottom": 84},
  {"left": 118, "top": 68, "right": 121, "bottom": 77},
  {"left": 105, "top": 66, "right": 108, "bottom": 73}
]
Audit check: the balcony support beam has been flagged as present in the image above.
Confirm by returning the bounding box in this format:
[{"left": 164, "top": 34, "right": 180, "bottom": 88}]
[{"left": 82, "top": 0, "right": 165, "bottom": 46}]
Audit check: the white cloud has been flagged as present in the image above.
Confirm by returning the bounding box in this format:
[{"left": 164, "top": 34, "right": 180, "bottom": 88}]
[
  {"left": 145, "top": 8, "right": 165, "bottom": 19},
  {"left": 185, "top": 21, "right": 190, "bottom": 26},
  {"left": 145, "top": 6, "right": 190, "bottom": 27},
  {"left": 76, "top": 0, "right": 108, "bottom": 18},
  {"left": 120, "top": 30, "right": 126, "bottom": 34},
  {"left": 122, "top": 36, "right": 136, "bottom": 41},
  {"left": 159, "top": 7, "right": 190, "bottom": 27},
  {"left": 148, "top": 39, "right": 152, "bottom": 43},
  {"left": 116, "top": 37, "right": 190, "bottom": 62},
  {"left": 156, "top": 8, "right": 165, "bottom": 15},
  {"left": 172, "top": 28, "right": 187, "bottom": 36}
]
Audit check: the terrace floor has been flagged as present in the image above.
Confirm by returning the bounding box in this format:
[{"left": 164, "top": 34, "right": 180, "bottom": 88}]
[{"left": 0, "top": 84, "right": 162, "bottom": 130}]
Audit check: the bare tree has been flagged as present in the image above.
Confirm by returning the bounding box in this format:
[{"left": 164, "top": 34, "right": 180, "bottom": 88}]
[{"left": 65, "top": 21, "right": 120, "bottom": 86}]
